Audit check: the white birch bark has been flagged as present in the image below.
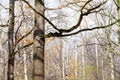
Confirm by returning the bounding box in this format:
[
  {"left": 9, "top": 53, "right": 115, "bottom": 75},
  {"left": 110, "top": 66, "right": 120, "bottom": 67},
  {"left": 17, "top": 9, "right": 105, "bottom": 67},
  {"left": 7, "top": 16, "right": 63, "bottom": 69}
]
[
  {"left": 62, "top": 52, "right": 65, "bottom": 80},
  {"left": 109, "top": 53, "right": 114, "bottom": 80},
  {"left": 95, "top": 38, "right": 99, "bottom": 79},
  {"left": 23, "top": 51, "right": 28, "bottom": 80},
  {"left": 101, "top": 58, "right": 104, "bottom": 80},
  {"left": 82, "top": 45, "right": 85, "bottom": 80},
  {"left": 66, "top": 46, "right": 69, "bottom": 80},
  {"left": 75, "top": 51, "right": 78, "bottom": 80}
]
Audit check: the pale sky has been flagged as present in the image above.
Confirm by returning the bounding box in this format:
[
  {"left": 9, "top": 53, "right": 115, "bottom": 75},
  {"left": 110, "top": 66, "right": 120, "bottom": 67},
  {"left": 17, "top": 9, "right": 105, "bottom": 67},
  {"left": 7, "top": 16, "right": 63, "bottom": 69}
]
[{"left": 45, "top": 0, "right": 60, "bottom": 8}]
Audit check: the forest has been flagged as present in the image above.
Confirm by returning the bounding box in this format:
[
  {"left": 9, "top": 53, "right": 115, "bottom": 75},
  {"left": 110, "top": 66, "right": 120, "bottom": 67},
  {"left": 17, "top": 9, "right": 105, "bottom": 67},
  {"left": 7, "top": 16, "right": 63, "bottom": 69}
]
[{"left": 0, "top": 0, "right": 120, "bottom": 80}]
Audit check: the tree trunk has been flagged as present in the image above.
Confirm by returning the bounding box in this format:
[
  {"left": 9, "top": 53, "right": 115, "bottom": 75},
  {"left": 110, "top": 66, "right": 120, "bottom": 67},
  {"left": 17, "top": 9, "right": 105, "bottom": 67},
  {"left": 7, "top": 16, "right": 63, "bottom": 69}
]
[
  {"left": 95, "top": 38, "right": 99, "bottom": 79},
  {"left": 7, "top": 0, "right": 15, "bottom": 80},
  {"left": 24, "top": 51, "right": 28, "bottom": 80},
  {"left": 33, "top": 0, "right": 45, "bottom": 80},
  {"left": 109, "top": 53, "right": 114, "bottom": 80},
  {"left": 82, "top": 44, "right": 85, "bottom": 80}
]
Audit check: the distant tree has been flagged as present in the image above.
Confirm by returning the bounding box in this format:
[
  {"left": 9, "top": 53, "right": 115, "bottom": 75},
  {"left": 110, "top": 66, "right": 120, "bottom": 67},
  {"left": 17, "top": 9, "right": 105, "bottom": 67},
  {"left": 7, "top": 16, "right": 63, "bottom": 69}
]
[{"left": 7, "top": 0, "right": 15, "bottom": 80}]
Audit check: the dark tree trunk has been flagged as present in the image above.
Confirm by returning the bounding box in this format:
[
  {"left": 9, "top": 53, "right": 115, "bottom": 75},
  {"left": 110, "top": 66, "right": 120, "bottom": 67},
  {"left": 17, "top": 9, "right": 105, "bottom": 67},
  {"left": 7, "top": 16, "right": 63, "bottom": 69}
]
[
  {"left": 7, "top": 0, "right": 15, "bottom": 80},
  {"left": 33, "top": 0, "right": 45, "bottom": 80}
]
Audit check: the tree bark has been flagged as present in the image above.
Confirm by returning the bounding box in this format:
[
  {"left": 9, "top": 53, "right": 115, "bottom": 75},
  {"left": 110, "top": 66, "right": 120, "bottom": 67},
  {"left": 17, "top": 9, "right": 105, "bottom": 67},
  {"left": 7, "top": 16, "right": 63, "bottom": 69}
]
[
  {"left": 7, "top": 0, "right": 15, "bottom": 80},
  {"left": 33, "top": 0, "right": 45, "bottom": 80}
]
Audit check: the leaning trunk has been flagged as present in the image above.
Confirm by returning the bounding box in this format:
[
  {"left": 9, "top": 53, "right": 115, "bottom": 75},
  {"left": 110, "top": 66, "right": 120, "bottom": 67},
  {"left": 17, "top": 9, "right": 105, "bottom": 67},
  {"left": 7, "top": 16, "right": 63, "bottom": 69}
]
[
  {"left": 33, "top": 0, "right": 45, "bottom": 80},
  {"left": 7, "top": 0, "right": 15, "bottom": 80}
]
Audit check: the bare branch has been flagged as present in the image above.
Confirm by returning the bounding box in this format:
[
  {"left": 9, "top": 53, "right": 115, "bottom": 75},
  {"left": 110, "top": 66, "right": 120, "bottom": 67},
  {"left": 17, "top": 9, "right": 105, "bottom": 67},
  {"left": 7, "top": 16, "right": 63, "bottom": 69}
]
[
  {"left": 15, "top": 19, "right": 24, "bottom": 45},
  {"left": 59, "top": 0, "right": 107, "bottom": 33},
  {"left": 22, "top": 0, "right": 106, "bottom": 35},
  {"left": 45, "top": 1, "right": 82, "bottom": 10},
  {"left": 114, "top": 68, "right": 120, "bottom": 74},
  {"left": 0, "top": 3, "right": 9, "bottom": 10},
  {"left": 61, "top": 19, "right": 120, "bottom": 37},
  {"left": 22, "top": 0, "right": 60, "bottom": 32},
  {"left": 113, "top": 0, "right": 120, "bottom": 10},
  {"left": 13, "top": 42, "right": 33, "bottom": 55},
  {"left": 17, "top": 27, "right": 34, "bottom": 44},
  {"left": 81, "top": 0, "right": 92, "bottom": 13},
  {"left": 0, "top": 24, "right": 8, "bottom": 27},
  {"left": 45, "top": 19, "right": 120, "bottom": 37}
]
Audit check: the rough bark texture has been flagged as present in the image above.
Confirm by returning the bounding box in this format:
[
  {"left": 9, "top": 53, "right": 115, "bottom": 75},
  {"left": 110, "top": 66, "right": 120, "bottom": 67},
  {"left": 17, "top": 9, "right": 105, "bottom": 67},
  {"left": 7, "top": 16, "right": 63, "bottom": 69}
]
[
  {"left": 33, "top": 0, "right": 45, "bottom": 80},
  {"left": 7, "top": 0, "right": 15, "bottom": 80}
]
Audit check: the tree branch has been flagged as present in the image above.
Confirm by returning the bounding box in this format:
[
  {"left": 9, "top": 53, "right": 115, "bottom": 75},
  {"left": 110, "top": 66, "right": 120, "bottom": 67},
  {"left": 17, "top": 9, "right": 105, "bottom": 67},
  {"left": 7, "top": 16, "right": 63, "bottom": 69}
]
[
  {"left": 0, "top": 24, "right": 8, "bottom": 27},
  {"left": 45, "top": 1, "right": 82, "bottom": 10},
  {"left": 17, "top": 27, "right": 34, "bottom": 44},
  {"left": 13, "top": 42, "right": 33, "bottom": 56},
  {"left": 22, "top": 0, "right": 106, "bottom": 34},
  {"left": 113, "top": 0, "right": 120, "bottom": 10},
  {"left": 61, "top": 19, "right": 120, "bottom": 37},
  {"left": 45, "top": 19, "right": 120, "bottom": 37},
  {"left": 59, "top": 0, "right": 106, "bottom": 33},
  {"left": 0, "top": 3, "right": 9, "bottom": 10},
  {"left": 15, "top": 18, "right": 24, "bottom": 45},
  {"left": 22, "top": 0, "right": 60, "bottom": 32}
]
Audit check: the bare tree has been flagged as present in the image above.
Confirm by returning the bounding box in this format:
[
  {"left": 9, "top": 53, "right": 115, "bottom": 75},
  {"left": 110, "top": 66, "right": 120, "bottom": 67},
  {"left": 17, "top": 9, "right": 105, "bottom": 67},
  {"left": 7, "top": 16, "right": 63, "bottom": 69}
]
[
  {"left": 1, "top": 0, "right": 120, "bottom": 80},
  {"left": 7, "top": 0, "right": 15, "bottom": 80}
]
